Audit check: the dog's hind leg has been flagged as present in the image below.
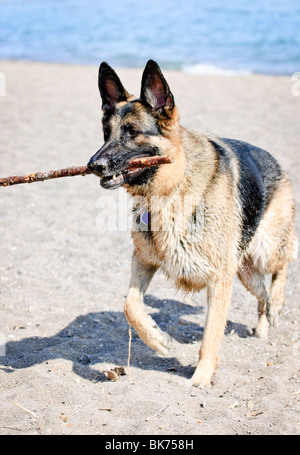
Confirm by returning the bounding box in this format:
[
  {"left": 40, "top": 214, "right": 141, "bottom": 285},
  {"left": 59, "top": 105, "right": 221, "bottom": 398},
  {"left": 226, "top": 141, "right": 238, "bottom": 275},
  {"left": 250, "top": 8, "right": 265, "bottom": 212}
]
[
  {"left": 124, "top": 252, "right": 169, "bottom": 356},
  {"left": 238, "top": 257, "right": 270, "bottom": 339},
  {"left": 267, "top": 262, "right": 288, "bottom": 328},
  {"left": 241, "top": 175, "right": 297, "bottom": 336}
]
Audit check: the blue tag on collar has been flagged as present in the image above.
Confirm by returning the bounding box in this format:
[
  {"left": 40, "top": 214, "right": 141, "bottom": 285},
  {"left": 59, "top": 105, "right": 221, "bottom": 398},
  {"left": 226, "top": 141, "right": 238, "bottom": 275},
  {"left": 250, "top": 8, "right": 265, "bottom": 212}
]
[{"left": 141, "top": 211, "right": 149, "bottom": 225}]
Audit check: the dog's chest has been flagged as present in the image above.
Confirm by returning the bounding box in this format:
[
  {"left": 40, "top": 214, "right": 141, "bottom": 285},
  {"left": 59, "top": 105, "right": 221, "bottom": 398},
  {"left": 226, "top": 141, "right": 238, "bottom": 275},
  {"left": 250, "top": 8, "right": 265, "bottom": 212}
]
[{"left": 133, "top": 203, "right": 212, "bottom": 289}]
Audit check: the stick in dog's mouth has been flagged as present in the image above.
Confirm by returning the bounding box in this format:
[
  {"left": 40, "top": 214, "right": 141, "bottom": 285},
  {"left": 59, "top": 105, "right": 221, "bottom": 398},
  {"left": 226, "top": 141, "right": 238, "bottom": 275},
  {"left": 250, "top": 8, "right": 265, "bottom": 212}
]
[
  {"left": 128, "top": 155, "right": 173, "bottom": 169},
  {"left": 99, "top": 155, "right": 174, "bottom": 189}
]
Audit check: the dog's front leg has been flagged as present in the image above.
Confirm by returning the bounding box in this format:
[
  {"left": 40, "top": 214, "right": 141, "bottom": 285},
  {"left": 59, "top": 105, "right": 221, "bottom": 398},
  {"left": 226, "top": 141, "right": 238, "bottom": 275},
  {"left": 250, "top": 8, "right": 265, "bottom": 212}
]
[
  {"left": 191, "top": 278, "right": 233, "bottom": 387},
  {"left": 124, "top": 252, "right": 169, "bottom": 356}
]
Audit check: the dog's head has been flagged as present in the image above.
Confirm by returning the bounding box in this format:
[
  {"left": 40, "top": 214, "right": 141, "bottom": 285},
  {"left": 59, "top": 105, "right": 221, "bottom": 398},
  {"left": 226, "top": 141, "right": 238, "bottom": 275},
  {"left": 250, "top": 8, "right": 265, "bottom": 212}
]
[{"left": 88, "top": 60, "right": 185, "bottom": 195}]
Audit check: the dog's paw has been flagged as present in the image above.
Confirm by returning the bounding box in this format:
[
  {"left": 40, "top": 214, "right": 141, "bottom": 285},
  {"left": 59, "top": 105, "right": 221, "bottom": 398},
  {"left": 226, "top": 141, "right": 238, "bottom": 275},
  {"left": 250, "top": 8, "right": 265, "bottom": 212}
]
[
  {"left": 148, "top": 327, "right": 169, "bottom": 356},
  {"left": 189, "top": 360, "right": 215, "bottom": 388},
  {"left": 125, "top": 304, "right": 169, "bottom": 356},
  {"left": 267, "top": 302, "right": 284, "bottom": 328},
  {"left": 267, "top": 309, "right": 279, "bottom": 328},
  {"left": 135, "top": 322, "right": 169, "bottom": 356},
  {"left": 255, "top": 314, "right": 269, "bottom": 339}
]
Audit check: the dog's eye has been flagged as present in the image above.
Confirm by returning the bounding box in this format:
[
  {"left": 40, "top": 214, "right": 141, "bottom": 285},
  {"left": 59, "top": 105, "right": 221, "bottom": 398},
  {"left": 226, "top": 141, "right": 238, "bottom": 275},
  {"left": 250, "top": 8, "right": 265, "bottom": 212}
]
[
  {"left": 125, "top": 126, "right": 139, "bottom": 138},
  {"left": 130, "top": 128, "right": 139, "bottom": 137}
]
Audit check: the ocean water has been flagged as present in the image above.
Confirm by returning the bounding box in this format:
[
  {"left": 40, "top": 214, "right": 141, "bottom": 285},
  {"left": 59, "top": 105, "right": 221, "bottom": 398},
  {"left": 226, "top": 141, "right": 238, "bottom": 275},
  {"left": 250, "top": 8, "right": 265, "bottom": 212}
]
[{"left": 0, "top": 0, "right": 299, "bottom": 75}]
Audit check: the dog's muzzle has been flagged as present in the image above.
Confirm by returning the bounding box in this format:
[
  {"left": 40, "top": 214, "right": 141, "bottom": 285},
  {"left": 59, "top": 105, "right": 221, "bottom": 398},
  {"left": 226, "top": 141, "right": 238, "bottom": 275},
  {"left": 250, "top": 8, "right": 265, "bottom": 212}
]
[{"left": 87, "top": 152, "right": 147, "bottom": 189}]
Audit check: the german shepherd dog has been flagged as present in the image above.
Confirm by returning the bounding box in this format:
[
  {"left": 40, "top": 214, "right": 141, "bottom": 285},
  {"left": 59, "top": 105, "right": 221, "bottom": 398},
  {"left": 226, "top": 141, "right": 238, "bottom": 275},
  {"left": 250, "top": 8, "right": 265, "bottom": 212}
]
[{"left": 88, "top": 60, "right": 297, "bottom": 386}]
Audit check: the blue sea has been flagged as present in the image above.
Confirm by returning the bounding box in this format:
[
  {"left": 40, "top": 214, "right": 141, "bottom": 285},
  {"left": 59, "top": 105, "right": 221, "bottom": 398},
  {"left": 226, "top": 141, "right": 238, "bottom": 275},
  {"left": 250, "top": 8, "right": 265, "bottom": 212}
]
[{"left": 0, "top": 0, "right": 299, "bottom": 75}]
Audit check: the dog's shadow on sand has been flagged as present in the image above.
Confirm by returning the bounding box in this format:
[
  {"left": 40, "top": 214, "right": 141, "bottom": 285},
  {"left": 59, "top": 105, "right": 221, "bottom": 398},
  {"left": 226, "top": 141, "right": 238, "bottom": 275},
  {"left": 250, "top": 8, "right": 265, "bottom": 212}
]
[{"left": 0, "top": 294, "right": 249, "bottom": 382}]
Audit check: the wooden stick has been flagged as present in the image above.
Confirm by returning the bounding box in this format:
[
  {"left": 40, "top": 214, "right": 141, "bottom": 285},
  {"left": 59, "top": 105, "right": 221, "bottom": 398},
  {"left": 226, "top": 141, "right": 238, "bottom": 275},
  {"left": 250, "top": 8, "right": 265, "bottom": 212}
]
[
  {"left": 127, "top": 323, "right": 133, "bottom": 384},
  {"left": 0, "top": 155, "right": 173, "bottom": 187},
  {"left": 128, "top": 155, "right": 173, "bottom": 168},
  {"left": 0, "top": 166, "right": 91, "bottom": 187}
]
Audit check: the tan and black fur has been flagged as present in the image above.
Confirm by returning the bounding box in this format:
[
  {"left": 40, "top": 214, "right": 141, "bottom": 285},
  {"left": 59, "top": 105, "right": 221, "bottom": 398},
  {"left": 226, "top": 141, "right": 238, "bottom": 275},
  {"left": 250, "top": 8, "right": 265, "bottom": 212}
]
[{"left": 88, "top": 60, "right": 297, "bottom": 386}]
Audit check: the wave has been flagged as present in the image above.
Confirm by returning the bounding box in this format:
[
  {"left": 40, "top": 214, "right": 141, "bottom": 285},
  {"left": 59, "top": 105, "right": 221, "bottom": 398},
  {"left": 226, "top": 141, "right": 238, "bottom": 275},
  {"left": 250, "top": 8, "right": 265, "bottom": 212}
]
[{"left": 182, "top": 63, "right": 252, "bottom": 76}]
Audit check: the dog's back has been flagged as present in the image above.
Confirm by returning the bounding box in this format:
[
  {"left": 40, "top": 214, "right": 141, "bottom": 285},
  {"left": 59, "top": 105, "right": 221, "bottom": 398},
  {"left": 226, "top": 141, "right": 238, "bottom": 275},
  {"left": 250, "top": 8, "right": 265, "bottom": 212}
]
[{"left": 212, "top": 137, "right": 283, "bottom": 248}]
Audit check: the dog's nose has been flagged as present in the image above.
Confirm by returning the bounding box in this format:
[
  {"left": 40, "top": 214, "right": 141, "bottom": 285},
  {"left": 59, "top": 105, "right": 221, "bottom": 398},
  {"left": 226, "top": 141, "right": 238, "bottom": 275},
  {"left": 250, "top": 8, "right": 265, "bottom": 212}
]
[{"left": 87, "top": 156, "right": 108, "bottom": 176}]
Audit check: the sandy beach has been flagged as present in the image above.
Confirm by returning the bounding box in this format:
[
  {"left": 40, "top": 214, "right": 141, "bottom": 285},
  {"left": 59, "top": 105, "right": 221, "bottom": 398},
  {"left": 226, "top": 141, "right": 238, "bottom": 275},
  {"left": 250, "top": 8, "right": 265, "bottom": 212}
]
[{"left": 0, "top": 60, "right": 299, "bottom": 435}]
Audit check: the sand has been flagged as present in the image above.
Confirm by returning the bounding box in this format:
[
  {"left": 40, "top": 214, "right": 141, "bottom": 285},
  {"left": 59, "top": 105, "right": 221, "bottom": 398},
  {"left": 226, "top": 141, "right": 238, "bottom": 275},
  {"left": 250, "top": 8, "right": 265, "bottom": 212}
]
[{"left": 0, "top": 60, "right": 299, "bottom": 435}]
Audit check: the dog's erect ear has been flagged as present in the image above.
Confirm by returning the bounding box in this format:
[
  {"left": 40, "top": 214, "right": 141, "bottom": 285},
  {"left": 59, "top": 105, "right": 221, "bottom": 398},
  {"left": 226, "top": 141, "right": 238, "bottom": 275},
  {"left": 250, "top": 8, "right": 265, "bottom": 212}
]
[
  {"left": 98, "top": 62, "right": 129, "bottom": 111},
  {"left": 140, "top": 60, "right": 174, "bottom": 111}
]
